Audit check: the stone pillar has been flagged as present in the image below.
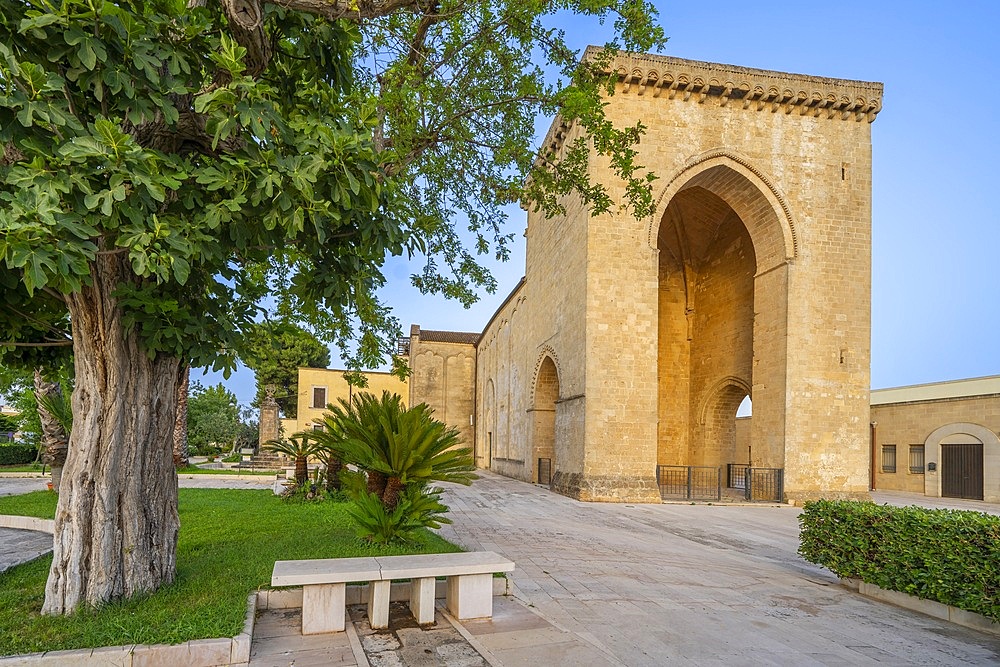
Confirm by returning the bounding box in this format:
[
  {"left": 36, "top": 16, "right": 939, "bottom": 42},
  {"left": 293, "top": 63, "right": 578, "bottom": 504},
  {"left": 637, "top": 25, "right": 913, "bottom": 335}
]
[{"left": 259, "top": 384, "right": 280, "bottom": 445}]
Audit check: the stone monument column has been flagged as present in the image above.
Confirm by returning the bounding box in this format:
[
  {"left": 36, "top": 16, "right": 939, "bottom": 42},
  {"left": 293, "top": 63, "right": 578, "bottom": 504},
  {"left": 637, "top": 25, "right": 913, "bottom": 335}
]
[{"left": 259, "top": 384, "right": 280, "bottom": 445}]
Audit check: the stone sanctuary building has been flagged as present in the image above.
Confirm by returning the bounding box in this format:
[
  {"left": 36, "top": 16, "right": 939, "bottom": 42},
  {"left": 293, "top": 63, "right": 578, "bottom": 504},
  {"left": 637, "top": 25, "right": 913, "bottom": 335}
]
[{"left": 405, "top": 50, "right": 884, "bottom": 503}]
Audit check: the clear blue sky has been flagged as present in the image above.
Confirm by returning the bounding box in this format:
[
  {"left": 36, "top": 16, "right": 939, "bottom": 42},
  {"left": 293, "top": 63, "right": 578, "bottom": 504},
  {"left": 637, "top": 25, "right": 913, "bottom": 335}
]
[{"left": 206, "top": 1, "right": 1000, "bottom": 405}]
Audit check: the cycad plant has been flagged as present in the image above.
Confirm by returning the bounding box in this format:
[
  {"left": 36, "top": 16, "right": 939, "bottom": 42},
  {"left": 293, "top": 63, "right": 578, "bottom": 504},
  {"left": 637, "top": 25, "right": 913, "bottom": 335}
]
[
  {"left": 318, "top": 391, "right": 477, "bottom": 542},
  {"left": 264, "top": 435, "right": 319, "bottom": 487},
  {"left": 305, "top": 417, "right": 346, "bottom": 494},
  {"left": 332, "top": 391, "right": 476, "bottom": 508}
]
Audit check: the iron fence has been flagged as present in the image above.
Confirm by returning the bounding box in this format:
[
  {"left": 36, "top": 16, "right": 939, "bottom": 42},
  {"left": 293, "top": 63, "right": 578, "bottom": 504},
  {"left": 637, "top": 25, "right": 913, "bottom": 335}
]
[
  {"left": 744, "top": 467, "right": 784, "bottom": 502},
  {"left": 656, "top": 465, "right": 721, "bottom": 501},
  {"left": 727, "top": 463, "right": 749, "bottom": 489}
]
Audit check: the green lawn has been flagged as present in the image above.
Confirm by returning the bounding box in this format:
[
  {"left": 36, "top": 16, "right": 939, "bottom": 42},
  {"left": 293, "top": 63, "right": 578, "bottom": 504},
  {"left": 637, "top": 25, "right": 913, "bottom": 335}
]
[
  {"left": 0, "top": 488, "right": 460, "bottom": 656},
  {"left": 0, "top": 464, "right": 46, "bottom": 473},
  {"left": 177, "top": 464, "right": 277, "bottom": 476}
]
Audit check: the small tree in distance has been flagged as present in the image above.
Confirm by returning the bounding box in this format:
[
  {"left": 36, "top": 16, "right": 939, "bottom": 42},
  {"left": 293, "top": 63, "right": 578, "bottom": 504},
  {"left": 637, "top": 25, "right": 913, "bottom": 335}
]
[
  {"left": 186, "top": 383, "right": 244, "bottom": 456},
  {"left": 240, "top": 321, "right": 331, "bottom": 419},
  {"left": 266, "top": 434, "right": 320, "bottom": 487}
]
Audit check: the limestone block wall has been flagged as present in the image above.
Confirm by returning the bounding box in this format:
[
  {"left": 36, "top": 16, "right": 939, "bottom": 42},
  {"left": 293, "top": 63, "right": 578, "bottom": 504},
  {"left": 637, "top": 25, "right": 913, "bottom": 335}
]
[
  {"left": 407, "top": 327, "right": 478, "bottom": 449},
  {"left": 581, "top": 50, "right": 881, "bottom": 501},
  {"left": 475, "top": 284, "right": 529, "bottom": 478},
  {"left": 579, "top": 190, "right": 662, "bottom": 501},
  {"left": 474, "top": 179, "right": 592, "bottom": 487},
  {"left": 872, "top": 395, "right": 1000, "bottom": 502}
]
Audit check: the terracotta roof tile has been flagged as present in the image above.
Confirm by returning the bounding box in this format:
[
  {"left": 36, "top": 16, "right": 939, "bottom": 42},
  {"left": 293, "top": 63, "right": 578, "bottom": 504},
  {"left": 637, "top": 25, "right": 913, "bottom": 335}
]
[{"left": 417, "top": 329, "right": 480, "bottom": 345}]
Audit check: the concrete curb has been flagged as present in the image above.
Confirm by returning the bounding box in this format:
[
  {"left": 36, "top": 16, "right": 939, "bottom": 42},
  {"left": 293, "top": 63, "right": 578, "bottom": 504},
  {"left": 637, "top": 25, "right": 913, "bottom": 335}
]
[
  {"left": 0, "top": 593, "right": 257, "bottom": 667},
  {"left": 0, "top": 579, "right": 510, "bottom": 666},
  {"left": 843, "top": 578, "right": 1000, "bottom": 637},
  {"left": 0, "top": 515, "right": 54, "bottom": 533}
]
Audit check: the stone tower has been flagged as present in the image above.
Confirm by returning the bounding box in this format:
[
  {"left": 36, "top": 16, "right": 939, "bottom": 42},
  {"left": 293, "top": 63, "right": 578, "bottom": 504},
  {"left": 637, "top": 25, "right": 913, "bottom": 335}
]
[{"left": 472, "top": 51, "right": 882, "bottom": 502}]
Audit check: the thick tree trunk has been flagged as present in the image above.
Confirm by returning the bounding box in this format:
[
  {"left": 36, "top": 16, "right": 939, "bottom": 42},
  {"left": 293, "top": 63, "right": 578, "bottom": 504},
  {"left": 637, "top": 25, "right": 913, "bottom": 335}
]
[
  {"left": 42, "top": 257, "right": 182, "bottom": 615},
  {"left": 34, "top": 369, "right": 69, "bottom": 493},
  {"left": 173, "top": 365, "right": 190, "bottom": 468}
]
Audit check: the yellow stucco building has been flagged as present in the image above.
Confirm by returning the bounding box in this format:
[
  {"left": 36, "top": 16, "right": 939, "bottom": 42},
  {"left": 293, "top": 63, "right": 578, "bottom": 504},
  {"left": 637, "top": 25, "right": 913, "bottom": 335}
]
[{"left": 280, "top": 367, "right": 408, "bottom": 436}]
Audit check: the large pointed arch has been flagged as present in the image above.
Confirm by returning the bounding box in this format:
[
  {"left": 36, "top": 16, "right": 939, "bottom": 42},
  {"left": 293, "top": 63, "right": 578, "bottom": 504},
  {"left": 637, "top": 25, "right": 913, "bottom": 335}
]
[
  {"left": 647, "top": 149, "right": 798, "bottom": 273},
  {"left": 530, "top": 352, "right": 560, "bottom": 486}
]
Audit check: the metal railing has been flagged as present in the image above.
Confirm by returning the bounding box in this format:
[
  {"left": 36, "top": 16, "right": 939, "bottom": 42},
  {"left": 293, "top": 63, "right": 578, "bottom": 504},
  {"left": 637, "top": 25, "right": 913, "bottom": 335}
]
[
  {"left": 727, "top": 463, "right": 749, "bottom": 489},
  {"left": 744, "top": 467, "right": 783, "bottom": 502},
  {"left": 656, "top": 465, "right": 721, "bottom": 501}
]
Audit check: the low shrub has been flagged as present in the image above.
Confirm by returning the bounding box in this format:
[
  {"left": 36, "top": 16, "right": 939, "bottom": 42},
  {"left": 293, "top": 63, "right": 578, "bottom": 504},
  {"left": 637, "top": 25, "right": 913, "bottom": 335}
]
[
  {"left": 347, "top": 486, "right": 452, "bottom": 544},
  {"left": 799, "top": 500, "right": 1000, "bottom": 621},
  {"left": 0, "top": 444, "right": 37, "bottom": 466}
]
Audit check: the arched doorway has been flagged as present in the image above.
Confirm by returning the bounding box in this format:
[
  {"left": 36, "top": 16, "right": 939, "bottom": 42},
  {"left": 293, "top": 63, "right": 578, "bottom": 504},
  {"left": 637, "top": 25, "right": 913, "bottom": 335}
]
[
  {"left": 924, "top": 422, "right": 998, "bottom": 501},
  {"left": 482, "top": 379, "right": 495, "bottom": 469},
  {"left": 696, "top": 378, "right": 751, "bottom": 468},
  {"left": 531, "top": 356, "right": 559, "bottom": 486},
  {"left": 656, "top": 166, "right": 770, "bottom": 470}
]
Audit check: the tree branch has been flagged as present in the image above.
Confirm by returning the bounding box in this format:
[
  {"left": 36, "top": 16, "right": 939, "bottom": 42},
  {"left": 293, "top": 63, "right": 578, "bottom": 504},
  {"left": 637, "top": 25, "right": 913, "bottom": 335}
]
[
  {"left": 221, "top": 0, "right": 273, "bottom": 77},
  {"left": 270, "top": 0, "right": 426, "bottom": 22},
  {"left": 0, "top": 341, "right": 74, "bottom": 348},
  {"left": 406, "top": 1, "right": 440, "bottom": 69}
]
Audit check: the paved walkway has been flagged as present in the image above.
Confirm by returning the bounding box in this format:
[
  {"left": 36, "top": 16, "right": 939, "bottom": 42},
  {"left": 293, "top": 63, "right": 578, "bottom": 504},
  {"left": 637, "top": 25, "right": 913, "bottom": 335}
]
[
  {"left": 3, "top": 473, "right": 1000, "bottom": 665},
  {"left": 0, "top": 477, "right": 48, "bottom": 497},
  {"left": 434, "top": 473, "right": 1000, "bottom": 665},
  {"left": 0, "top": 527, "right": 50, "bottom": 574}
]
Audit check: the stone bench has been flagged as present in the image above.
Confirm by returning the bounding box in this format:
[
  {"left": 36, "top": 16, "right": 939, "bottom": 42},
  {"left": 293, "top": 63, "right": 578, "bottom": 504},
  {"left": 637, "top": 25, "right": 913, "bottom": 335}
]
[{"left": 271, "top": 551, "right": 514, "bottom": 634}]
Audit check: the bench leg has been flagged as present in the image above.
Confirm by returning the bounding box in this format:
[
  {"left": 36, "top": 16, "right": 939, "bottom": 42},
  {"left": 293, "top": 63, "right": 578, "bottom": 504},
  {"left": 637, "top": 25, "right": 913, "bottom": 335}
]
[
  {"left": 301, "top": 583, "right": 346, "bottom": 634},
  {"left": 446, "top": 574, "right": 494, "bottom": 620},
  {"left": 409, "top": 577, "right": 437, "bottom": 625},
  {"left": 367, "top": 580, "right": 391, "bottom": 629}
]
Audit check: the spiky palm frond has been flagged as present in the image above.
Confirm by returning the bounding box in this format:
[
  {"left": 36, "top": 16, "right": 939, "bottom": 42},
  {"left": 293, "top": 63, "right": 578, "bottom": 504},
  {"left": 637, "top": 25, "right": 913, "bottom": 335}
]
[{"left": 265, "top": 435, "right": 320, "bottom": 486}]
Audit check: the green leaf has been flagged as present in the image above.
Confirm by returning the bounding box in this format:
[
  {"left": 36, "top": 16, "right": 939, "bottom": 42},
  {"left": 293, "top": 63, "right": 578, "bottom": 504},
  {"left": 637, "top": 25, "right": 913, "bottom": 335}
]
[{"left": 172, "top": 256, "right": 190, "bottom": 285}]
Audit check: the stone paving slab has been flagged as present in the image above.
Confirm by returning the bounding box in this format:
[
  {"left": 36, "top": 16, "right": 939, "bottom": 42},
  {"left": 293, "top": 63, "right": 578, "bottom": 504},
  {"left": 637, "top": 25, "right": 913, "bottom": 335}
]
[
  {"left": 249, "top": 608, "right": 356, "bottom": 667},
  {"left": 435, "top": 473, "right": 1000, "bottom": 666}
]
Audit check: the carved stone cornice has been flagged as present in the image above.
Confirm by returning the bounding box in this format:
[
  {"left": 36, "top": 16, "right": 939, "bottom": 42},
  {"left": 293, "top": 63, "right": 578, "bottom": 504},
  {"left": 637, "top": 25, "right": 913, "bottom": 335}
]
[
  {"left": 536, "top": 49, "right": 883, "bottom": 172},
  {"left": 592, "top": 48, "right": 883, "bottom": 122}
]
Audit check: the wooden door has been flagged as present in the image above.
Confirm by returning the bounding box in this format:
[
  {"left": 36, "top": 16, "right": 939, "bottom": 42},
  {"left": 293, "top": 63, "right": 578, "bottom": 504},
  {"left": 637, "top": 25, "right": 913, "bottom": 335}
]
[{"left": 941, "top": 443, "right": 984, "bottom": 500}]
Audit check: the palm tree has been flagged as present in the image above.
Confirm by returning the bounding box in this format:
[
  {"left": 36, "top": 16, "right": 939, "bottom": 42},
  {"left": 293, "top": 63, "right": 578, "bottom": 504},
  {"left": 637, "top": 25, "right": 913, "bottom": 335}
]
[
  {"left": 264, "top": 435, "right": 319, "bottom": 486},
  {"left": 306, "top": 419, "right": 346, "bottom": 494},
  {"left": 34, "top": 369, "right": 70, "bottom": 492}
]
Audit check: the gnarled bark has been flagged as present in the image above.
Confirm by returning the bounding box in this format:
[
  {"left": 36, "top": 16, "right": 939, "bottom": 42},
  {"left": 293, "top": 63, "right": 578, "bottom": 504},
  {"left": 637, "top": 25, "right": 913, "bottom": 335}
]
[
  {"left": 173, "top": 365, "right": 190, "bottom": 468},
  {"left": 42, "top": 255, "right": 182, "bottom": 615}
]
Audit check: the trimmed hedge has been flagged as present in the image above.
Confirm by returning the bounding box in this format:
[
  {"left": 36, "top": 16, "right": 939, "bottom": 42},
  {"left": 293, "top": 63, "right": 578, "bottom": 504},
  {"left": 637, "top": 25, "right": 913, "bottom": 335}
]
[
  {"left": 0, "top": 443, "right": 37, "bottom": 465},
  {"left": 799, "top": 500, "right": 1000, "bottom": 621}
]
